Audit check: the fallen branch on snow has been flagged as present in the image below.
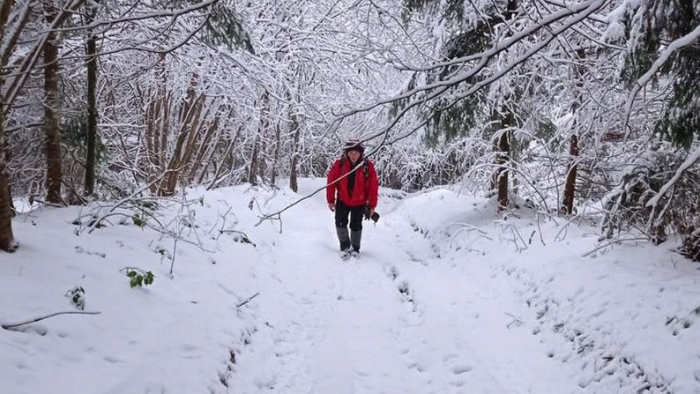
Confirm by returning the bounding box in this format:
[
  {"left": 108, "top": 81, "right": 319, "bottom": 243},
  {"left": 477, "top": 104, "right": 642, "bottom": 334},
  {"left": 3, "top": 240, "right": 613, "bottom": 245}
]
[
  {"left": 2, "top": 311, "right": 101, "bottom": 330},
  {"left": 236, "top": 292, "right": 260, "bottom": 308}
]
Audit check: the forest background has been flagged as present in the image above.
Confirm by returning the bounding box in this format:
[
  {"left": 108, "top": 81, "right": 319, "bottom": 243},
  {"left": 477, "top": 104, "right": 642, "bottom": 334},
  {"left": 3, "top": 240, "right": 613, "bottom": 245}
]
[{"left": 0, "top": 0, "right": 698, "bottom": 261}]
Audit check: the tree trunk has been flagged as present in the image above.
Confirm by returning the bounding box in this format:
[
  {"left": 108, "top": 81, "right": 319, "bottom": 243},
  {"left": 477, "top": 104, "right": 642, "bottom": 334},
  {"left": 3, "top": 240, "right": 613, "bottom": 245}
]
[
  {"left": 160, "top": 89, "right": 205, "bottom": 196},
  {"left": 495, "top": 129, "right": 510, "bottom": 211},
  {"left": 84, "top": 26, "right": 98, "bottom": 196},
  {"left": 562, "top": 134, "right": 579, "bottom": 214},
  {"left": 144, "top": 54, "right": 169, "bottom": 193},
  {"left": 206, "top": 126, "right": 241, "bottom": 190},
  {"left": 43, "top": 2, "right": 63, "bottom": 204},
  {"left": 248, "top": 90, "right": 270, "bottom": 186},
  {"left": 289, "top": 109, "right": 301, "bottom": 193},
  {"left": 562, "top": 48, "right": 586, "bottom": 215},
  {"left": 490, "top": 0, "right": 518, "bottom": 213},
  {"left": 270, "top": 120, "right": 281, "bottom": 185},
  {"left": 248, "top": 135, "right": 260, "bottom": 186},
  {"left": 0, "top": 95, "right": 16, "bottom": 252},
  {"left": 0, "top": 1, "right": 35, "bottom": 252},
  {"left": 189, "top": 107, "right": 229, "bottom": 184},
  {"left": 0, "top": 2, "right": 15, "bottom": 248}
]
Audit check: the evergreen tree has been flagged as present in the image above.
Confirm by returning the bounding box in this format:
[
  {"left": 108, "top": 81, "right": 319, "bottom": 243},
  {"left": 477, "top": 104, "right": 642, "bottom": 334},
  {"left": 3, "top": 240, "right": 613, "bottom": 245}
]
[{"left": 625, "top": 0, "right": 700, "bottom": 148}]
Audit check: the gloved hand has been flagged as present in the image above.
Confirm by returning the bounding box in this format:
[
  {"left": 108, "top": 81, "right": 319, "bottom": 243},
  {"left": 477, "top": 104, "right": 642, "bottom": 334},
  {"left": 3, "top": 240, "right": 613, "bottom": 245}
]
[{"left": 364, "top": 208, "right": 380, "bottom": 223}]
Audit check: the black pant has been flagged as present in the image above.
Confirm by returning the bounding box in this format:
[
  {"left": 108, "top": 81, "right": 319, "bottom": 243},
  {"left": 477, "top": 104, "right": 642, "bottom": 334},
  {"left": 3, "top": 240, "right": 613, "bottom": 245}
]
[{"left": 335, "top": 201, "right": 365, "bottom": 231}]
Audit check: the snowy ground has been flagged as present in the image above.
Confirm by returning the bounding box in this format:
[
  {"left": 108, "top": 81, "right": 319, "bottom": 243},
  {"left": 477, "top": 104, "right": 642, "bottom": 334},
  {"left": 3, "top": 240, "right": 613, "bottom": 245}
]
[{"left": 1, "top": 178, "right": 699, "bottom": 393}]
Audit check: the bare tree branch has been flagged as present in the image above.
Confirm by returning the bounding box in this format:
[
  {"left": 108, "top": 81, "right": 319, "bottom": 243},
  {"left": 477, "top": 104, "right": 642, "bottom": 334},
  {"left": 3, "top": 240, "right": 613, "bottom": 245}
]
[{"left": 2, "top": 311, "right": 101, "bottom": 330}]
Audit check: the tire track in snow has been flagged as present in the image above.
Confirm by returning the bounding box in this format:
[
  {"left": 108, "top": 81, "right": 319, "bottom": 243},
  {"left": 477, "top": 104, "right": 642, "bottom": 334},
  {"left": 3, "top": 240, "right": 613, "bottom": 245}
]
[
  {"left": 378, "top": 200, "right": 587, "bottom": 393},
  {"left": 370, "top": 204, "right": 518, "bottom": 393},
  {"left": 381, "top": 263, "right": 490, "bottom": 394},
  {"left": 492, "top": 263, "right": 673, "bottom": 393}
]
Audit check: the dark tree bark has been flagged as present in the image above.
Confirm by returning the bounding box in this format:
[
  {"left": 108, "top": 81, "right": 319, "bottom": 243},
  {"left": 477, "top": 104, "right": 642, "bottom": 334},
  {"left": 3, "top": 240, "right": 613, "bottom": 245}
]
[
  {"left": 562, "top": 134, "right": 579, "bottom": 214},
  {"left": 43, "top": 2, "right": 63, "bottom": 204},
  {"left": 270, "top": 120, "right": 281, "bottom": 185},
  {"left": 495, "top": 129, "right": 510, "bottom": 211},
  {"left": 0, "top": 0, "right": 87, "bottom": 252},
  {"left": 248, "top": 135, "right": 260, "bottom": 186},
  {"left": 0, "top": 3, "right": 15, "bottom": 249},
  {"left": 161, "top": 83, "right": 204, "bottom": 196},
  {"left": 0, "top": 95, "right": 16, "bottom": 252},
  {"left": 288, "top": 109, "right": 301, "bottom": 193},
  {"left": 248, "top": 90, "right": 269, "bottom": 186},
  {"left": 144, "top": 53, "right": 169, "bottom": 193},
  {"left": 84, "top": 3, "right": 99, "bottom": 196},
  {"left": 490, "top": 0, "right": 518, "bottom": 213},
  {"left": 562, "top": 48, "right": 586, "bottom": 215}
]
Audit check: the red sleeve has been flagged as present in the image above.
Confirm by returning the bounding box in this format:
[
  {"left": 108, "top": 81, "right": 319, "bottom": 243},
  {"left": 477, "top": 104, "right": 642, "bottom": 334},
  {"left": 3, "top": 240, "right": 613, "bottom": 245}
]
[
  {"left": 367, "top": 161, "right": 379, "bottom": 209},
  {"left": 327, "top": 159, "right": 340, "bottom": 204}
]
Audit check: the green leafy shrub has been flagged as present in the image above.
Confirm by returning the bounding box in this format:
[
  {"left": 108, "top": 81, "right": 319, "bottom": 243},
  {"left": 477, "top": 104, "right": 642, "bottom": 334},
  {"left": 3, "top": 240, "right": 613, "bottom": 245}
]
[{"left": 122, "top": 268, "right": 155, "bottom": 288}]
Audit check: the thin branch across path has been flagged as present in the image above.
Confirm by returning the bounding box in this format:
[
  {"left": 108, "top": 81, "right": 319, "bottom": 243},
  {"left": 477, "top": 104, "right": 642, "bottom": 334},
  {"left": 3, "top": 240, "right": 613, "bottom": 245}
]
[
  {"left": 255, "top": 159, "right": 369, "bottom": 226},
  {"left": 2, "top": 311, "right": 101, "bottom": 330}
]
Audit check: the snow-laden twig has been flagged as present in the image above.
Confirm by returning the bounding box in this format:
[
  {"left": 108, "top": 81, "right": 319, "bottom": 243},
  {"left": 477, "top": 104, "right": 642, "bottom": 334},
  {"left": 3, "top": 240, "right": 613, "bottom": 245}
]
[
  {"left": 465, "top": 161, "right": 555, "bottom": 217},
  {"left": 535, "top": 213, "right": 546, "bottom": 246},
  {"left": 211, "top": 205, "right": 233, "bottom": 238},
  {"left": 645, "top": 147, "right": 700, "bottom": 209},
  {"left": 510, "top": 225, "right": 528, "bottom": 253},
  {"left": 255, "top": 159, "right": 368, "bottom": 226},
  {"left": 57, "top": 0, "right": 219, "bottom": 33},
  {"left": 84, "top": 171, "right": 173, "bottom": 234},
  {"left": 334, "top": 0, "right": 607, "bottom": 159},
  {"left": 554, "top": 211, "right": 597, "bottom": 243},
  {"left": 505, "top": 312, "right": 523, "bottom": 328},
  {"left": 340, "top": 0, "right": 606, "bottom": 119},
  {"left": 236, "top": 292, "right": 260, "bottom": 308},
  {"left": 451, "top": 223, "right": 493, "bottom": 240},
  {"left": 582, "top": 237, "right": 649, "bottom": 258},
  {"left": 2, "top": 311, "right": 101, "bottom": 330}
]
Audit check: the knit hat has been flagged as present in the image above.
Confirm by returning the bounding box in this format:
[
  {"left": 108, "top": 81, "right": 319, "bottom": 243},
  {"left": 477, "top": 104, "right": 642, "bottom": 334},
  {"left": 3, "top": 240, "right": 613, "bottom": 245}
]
[{"left": 343, "top": 138, "right": 364, "bottom": 153}]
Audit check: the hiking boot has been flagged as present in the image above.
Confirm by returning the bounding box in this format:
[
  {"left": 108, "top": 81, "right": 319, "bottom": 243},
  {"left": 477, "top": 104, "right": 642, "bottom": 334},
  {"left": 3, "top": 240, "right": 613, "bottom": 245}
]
[
  {"left": 350, "top": 230, "right": 362, "bottom": 252},
  {"left": 337, "top": 227, "right": 350, "bottom": 251}
]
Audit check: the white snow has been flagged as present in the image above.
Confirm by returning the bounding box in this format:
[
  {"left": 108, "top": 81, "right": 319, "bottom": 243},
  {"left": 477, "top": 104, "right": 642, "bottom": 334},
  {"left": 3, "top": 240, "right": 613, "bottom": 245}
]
[{"left": 1, "top": 178, "right": 699, "bottom": 393}]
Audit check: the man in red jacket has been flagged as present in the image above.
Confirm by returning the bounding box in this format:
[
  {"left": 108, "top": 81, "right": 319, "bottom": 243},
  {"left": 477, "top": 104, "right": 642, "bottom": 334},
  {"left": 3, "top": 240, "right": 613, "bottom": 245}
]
[{"left": 327, "top": 139, "right": 379, "bottom": 254}]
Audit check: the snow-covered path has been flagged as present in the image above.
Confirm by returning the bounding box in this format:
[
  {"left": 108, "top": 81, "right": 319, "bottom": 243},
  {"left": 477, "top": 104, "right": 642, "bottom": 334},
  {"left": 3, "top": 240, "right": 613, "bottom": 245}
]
[
  {"left": 3, "top": 179, "right": 699, "bottom": 393},
  {"left": 227, "top": 181, "right": 584, "bottom": 393}
]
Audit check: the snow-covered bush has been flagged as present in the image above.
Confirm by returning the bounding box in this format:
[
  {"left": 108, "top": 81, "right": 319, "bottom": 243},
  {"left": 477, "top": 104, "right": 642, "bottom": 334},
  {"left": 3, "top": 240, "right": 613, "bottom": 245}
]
[{"left": 600, "top": 143, "right": 700, "bottom": 261}]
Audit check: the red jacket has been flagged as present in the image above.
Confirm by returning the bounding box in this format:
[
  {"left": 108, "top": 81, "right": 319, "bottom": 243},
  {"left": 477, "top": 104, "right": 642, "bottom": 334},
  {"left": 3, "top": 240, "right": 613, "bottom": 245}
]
[{"left": 327, "top": 157, "right": 379, "bottom": 209}]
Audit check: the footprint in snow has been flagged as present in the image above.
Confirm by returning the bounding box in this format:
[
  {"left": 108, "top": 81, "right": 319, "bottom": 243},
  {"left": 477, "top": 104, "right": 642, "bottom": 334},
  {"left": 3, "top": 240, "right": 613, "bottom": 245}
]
[{"left": 452, "top": 364, "right": 473, "bottom": 375}]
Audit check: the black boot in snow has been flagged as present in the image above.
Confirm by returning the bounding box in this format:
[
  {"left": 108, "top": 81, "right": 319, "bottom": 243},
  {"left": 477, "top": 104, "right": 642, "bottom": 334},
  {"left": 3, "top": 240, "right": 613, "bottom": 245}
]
[
  {"left": 350, "top": 230, "right": 362, "bottom": 252},
  {"left": 336, "top": 226, "right": 351, "bottom": 251}
]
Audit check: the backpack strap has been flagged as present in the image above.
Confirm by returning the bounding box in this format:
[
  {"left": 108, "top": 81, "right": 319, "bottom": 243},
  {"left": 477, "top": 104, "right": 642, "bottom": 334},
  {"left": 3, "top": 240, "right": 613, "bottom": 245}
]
[{"left": 339, "top": 156, "right": 372, "bottom": 204}]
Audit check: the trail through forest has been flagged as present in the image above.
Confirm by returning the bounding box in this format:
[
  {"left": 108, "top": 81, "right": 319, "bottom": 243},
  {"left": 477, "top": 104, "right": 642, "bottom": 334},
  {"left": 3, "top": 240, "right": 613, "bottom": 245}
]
[
  {"left": 227, "top": 182, "right": 592, "bottom": 393},
  {"left": 3, "top": 179, "right": 699, "bottom": 393}
]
